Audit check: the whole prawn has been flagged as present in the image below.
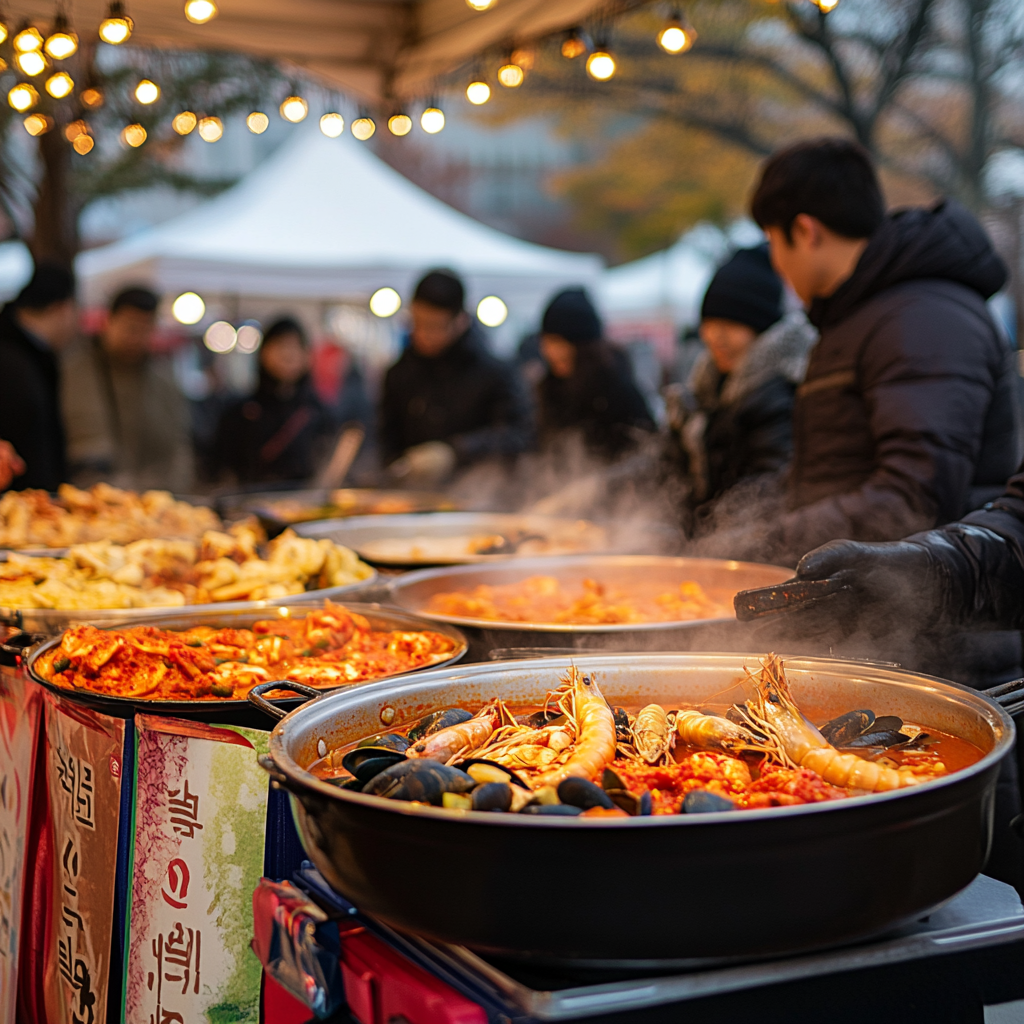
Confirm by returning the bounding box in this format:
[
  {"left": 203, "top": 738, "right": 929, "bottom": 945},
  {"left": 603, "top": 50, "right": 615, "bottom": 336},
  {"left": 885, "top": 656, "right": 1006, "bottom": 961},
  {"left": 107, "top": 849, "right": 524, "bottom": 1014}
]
[
  {"left": 746, "top": 655, "right": 920, "bottom": 792},
  {"left": 408, "top": 705, "right": 501, "bottom": 762},
  {"left": 632, "top": 704, "right": 673, "bottom": 764},
  {"left": 675, "top": 709, "right": 764, "bottom": 755}
]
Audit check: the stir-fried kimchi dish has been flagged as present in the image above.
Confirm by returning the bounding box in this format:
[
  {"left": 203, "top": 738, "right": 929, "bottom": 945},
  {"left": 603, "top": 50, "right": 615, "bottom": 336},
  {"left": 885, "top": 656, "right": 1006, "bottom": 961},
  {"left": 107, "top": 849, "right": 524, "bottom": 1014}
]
[
  {"left": 309, "top": 655, "right": 984, "bottom": 817},
  {"left": 0, "top": 521, "right": 373, "bottom": 610},
  {"left": 426, "top": 574, "right": 730, "bottom": 625},
  {"left": 0, "top": 483, "right": 221, "bottom": 549},
  {"left": 34, "top": 603, "right": 460, "bottom": 700}
]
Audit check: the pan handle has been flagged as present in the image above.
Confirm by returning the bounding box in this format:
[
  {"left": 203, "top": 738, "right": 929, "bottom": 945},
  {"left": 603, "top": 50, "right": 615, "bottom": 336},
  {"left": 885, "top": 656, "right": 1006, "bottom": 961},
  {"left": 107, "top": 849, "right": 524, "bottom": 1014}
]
[
  {"left": 983, "top": 677, "right": 1024, "bottom": 718},
  {"left": 0, "top": 630, "right": 48, "bottom": 668},
  {"left": 734, "top": 571, "right": 856, "bottom": 622},
  {"left": 247, "top": 680, "right": 324, "bottom": 721}
]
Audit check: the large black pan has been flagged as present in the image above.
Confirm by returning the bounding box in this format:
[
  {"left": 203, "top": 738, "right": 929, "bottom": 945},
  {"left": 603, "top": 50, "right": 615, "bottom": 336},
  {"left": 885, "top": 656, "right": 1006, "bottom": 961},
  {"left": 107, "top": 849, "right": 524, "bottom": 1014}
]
[
  {"left": 20, "top": 602, "right": 467, "bottom": 730},
  {"left": 254, "top": 653, "right": 1024, "bottom": 964}
]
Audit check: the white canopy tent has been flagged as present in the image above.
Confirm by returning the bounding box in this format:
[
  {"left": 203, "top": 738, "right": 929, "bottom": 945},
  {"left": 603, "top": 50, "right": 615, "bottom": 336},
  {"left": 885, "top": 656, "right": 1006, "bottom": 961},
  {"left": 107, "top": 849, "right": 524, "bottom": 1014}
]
[{"left": 77, "top": 128, "right": 602, "bottom": 352}]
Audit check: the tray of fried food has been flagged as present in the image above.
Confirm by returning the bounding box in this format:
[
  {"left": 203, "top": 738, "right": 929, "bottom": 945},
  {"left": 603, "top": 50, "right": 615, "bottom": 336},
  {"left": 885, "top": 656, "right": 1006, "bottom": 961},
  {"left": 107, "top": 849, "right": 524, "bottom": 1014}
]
[{"left": 0, "top": 483, "right": 221, "bottom": 552}]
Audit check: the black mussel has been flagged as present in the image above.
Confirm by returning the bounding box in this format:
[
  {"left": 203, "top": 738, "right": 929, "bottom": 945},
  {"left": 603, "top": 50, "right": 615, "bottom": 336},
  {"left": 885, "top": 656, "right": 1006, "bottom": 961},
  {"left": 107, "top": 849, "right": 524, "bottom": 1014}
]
[
  {"left": 865, "top": 715, "right": 904, "bottom": 735},
  {"left": 606, "top": 789, "right": 639, "bottom": 815},
  {"left": 843, "top": 730, "right": 907, "bottom": 750},
  {"left": 682, "top": 790, "right": 735, "bottom": 814},
  {"left": 471, "top": 782, "right": 513, "bottom": 812},
  {"left": 602, "top": 767, "right": 626, "bottom": 791},
  {"left": 364, "top": 759, "right": 475, "bottom": 804},
  {"left": 528, "top": 708, "right": 567, "bottom": 729},
  {"left": 357, "top": 733, "right": 410, "bottom": 753},
  {"left": 425, "top": 709, "right": 472, "bottom": 736},
  {"left": 819, "top": 710, "right": 875, "bottom": 746},
  {"left": 520, "top": 804, "right": 583, "bottom": 816},
  {"left": 557, "top": 777, "right": 615, "bottom": 811},
  {"left": 341, "top": 746, "right": 408, "bottom": 782},
  {"left": 457, "top": 758, "right": 531, "bottom": 789},
  {"left": 325, "top": 775, "right": 365, "bottom": 792},
  {"left": 639, "top": 790, "right": 653, "bottom": 816},
  {"left": 612, "top": 707, "right": 632, "bottom": 744}
]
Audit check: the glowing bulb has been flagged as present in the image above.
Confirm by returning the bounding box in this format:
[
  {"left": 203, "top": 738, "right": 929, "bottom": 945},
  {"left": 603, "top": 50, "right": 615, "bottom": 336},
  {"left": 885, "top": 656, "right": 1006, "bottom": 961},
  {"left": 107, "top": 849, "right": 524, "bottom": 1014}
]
[
  {"left": 319, "top": 112, "right": 344, "bottom": 137},
  {"left": 98, "top": 2, "right": 133, "bottom": 45},
  {"left": 476, "top": 295, "right": 508, "bottom": 327},
  {"left": 72, "top": 133, "right": 94, "bottom": 154},
  {"left": 369, "top": 288, "right": 401, "bottom": 318},
  {"left": 351, "top": 116, "right": 375, "bottom": 140},
  {"left": 465, "top": 0, "right": 495, "bottom": 9},
  {"left": 279, "top": 96, "right": 308, "bottom": 123},
  {"left": 0, "top": 23, "right": 8, "bottom": 45},
  {"left": 170, "top": 111, "right": 196, "bottom": 135},
  {"left": 184, "top": 0, "right": 218, "bottom": 23},
  {"left": 8, "top": 83, "right": 38, "bottom": 112},
  {"left": 388, "top": 113, "right": 412, "bottom": 136},
  {"left": 511, "top": 47, "right": 535, "bottom": 70},
  {"left": 45, "top": 72, "right": 74, "bottom": 99},
  {"left": 586, "top": 50, "right": 616, "bottom": 81},
  {"left": 13, "top": 26, "right": 43, "bottom": 52},
  {"left": 246, "top": 111, "right": 269, "bottom": 134},
  {"left": 658, "top": 16, "right": 696, "bottom": 54},
  {"left": 466, "top": 80, "right": 491, "bottom": 105},
  {"left": 64, "top": 119, "right": 88, "bottom": 141},
  {"left": 811, "top": 0, "right": 839, "bottom": 8},
  {"left": 23, "top": 114, "right": 53, "bottom": 137},
  {"left": 172, "top": 292, "right": 205, "bottom": 325},
  {"left": 204, "top": 321, "right": 236, "bottom": 353},
  {"left": 497, "top": 63, "right": 524, "bottom": 88},
  {"left": 135, "top": 79, "right": 160, "bottom": 104},
  {"left": 81, "top": 87, "right": 104, "bottom": 108},
  {"left": 121, "top": 123, "right": 147, "bottom": 147},
  {"left": 44, "top": 30, "right": 78, "bottom": 60},
  {"left": 236, "top": 324, "right": 262, "bottom": 353},
  {"left": 561, "top": 30, "right": 586, "bottom": 59},
  {"left": 16, "top": 51, "right": 48, "bottom": 76},
  {"left": 420, "top": 107, "right": 445, "bottom": 134},
  {"left": 197, "top": 116, "right": 223, "bottom": 142}
]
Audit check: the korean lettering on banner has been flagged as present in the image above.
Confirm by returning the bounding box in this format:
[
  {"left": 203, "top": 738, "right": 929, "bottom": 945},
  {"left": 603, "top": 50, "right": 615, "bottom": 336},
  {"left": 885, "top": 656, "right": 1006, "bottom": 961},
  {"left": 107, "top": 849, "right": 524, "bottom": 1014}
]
[
  {"left": 125, "top": 717, "right": 271, "bottom": 1024},
  {"left": 45, "top": 693, "right": 124, "bottom": 1024},
  {"left": 0, "top": 664, "right": 43, "bottom": 1024}
]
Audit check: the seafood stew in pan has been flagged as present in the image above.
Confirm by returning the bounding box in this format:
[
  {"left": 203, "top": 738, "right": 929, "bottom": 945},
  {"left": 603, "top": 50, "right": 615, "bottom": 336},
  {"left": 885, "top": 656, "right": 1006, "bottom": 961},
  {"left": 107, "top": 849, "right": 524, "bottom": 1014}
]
[{"left": 308, "top": 655, "right": 984, "bottom": 817}]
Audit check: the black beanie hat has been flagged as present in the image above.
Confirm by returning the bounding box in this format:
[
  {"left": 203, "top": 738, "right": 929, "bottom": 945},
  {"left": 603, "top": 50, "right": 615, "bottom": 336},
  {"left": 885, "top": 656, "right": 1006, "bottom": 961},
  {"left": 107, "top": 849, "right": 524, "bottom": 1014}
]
[
  {"left": 15, "top": 262, "right": 76, "bottom": 310},
  {"left": 413, "top": 268, "right": 465, "bottom": 313},
  {"left": 541, "top": 287, "right": 602, "bottom": 345},
  {"left": 700, "top": 244, "right": 783, "bottom": 335}
]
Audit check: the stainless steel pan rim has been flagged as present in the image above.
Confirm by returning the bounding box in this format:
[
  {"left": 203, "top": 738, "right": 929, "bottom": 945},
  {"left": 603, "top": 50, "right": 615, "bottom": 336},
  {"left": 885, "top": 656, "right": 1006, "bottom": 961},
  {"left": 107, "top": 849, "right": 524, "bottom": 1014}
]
[
  {"left": 386, "top": 556, "right": 793, "bottom": 633},
  {"left": 265, "top": 651, "right": 1015, "bottom": 827}
]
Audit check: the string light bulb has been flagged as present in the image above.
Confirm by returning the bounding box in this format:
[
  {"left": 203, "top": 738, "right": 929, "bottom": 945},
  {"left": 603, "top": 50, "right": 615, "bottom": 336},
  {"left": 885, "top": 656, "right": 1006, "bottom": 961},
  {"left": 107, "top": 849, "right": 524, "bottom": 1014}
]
[
  {"left": 279, "top": 95, "right": 308, "bottom": 123},
  {"left": 44, "top": 15, "right": 78, "bottom": 59},
  {"left": 351, "top": 115, "right": 375, "bottom": 140},
  {"left": 72, "top": 133, "right": 94, "bottom": 154},
  {"left": 586, "top": 49, "right": 616, "bottom": 81},
  {"left": 466, "top": 79, "right": 490, "bottom": 105},
  {"left": 81, "top": 87, "right": 104, "bottom": 108},
  {"left": 65, "top": 119, "right": 88, "bottom": 140},
  {"left": 0, "top": 22, "right": 8, "bottom": 45},
  {"left": 465, "top": 0, "right": 495, "bottom": 9},
  {"left": 319, "top": 112, "right": 344, "bottom": 137},
  {"left": 135, "top": 79, "right": 160, "bottom": 104},
  {"left": 658, "top": 11, "right": 697, "bottom": 53},
  {"left": 561, "top": 29, "right": 586, "bottom": 59},
  {"left": 13, "top": 25, "right": 43, "bottom": 52},
  {"left": 420, "top": 106, "right": 445, "bottom": 134},
  {"left": 497, "top": 62, "right": 524, "bottom": 88},
  {"left": 811, "top": 0, "right": 839, "bottom": 10},
  {"left": 121, "top": 123, "right": 147, "bottom": 147},
  {"left": 510, "top": 47, "right": 535, "bottom": 70},
  {"left": 8, "top": 83, "right": 39, "bottom": 112},
  {"left": 477, "top": 295, "right": 508, "bottom": 327},
  {"left": 172, "top": 110, "right": 197, "bottom": 134},
  {"left": 197, "top": 115, "right": 223, "bottom": 141},
  {"left": 246, "top": 111, "right": 269, "bottom": 134},
  {"left": 98, "top": 2, "right": 133, "bottom": 43},
  {"left": 23, "top": 113, "right": 53, "bottom": 136},
  {"left": 16, "top": 51, "right": 48, "bottom": 76},
  {"left": 45, "top": 71, "right": 74, "bottom": 98},
  {"left": 369, "top": 287, "right": 401, "bottom": 317},
  {"left": 172, "top": 292, "right": 205, "bottom": 325},
  {"left": 184, "top": 0, "right": 217, "bottom": 23},
  {"left": 388, "top": 113, "right": 412, "bottom": 136}
]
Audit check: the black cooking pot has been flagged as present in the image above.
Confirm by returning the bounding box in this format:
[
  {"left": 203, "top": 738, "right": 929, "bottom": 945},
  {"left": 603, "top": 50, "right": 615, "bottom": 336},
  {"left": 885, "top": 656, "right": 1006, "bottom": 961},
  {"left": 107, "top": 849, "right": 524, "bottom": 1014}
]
[{"left": 253, "top": 653, "right": 1024, "bottom": 964}]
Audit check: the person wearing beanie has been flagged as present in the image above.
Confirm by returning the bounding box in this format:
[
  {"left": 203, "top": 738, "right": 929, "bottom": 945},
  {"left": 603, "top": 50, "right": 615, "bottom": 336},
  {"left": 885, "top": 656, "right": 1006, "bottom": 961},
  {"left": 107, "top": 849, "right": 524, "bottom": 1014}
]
[
  {"left": 379, "top": 268, "right": 533, "bottom": 484},
  {"left": 0, "top": 263, "right": 77, "bottom": 491},
  {"left": 667, "top": 244, "right": 817, "bottom": 512},
  {"left": 537, "top": 287, "right": 655, "bottom": 460}
]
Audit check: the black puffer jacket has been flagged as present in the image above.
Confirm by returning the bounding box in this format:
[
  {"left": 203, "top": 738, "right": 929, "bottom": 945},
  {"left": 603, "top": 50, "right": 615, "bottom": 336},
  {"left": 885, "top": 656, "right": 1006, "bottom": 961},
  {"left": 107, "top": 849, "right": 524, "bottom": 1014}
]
[
  {"left": 379, "top": 326, "right": 534, "bottom": 467},
  {"left": 763, "top": 200, "right": 1021, "bottom": 563}
]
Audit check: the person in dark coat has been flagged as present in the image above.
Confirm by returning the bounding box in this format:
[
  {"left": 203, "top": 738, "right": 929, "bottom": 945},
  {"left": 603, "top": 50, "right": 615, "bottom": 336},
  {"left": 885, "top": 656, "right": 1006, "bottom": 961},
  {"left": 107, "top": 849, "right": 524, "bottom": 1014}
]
[
  {"left": 0, "top": 264, "right": 77, "bottom": 491},
  {"left": 675, "top": 245, "right": 816, "bottom": 507},
  {"left": 379, "top": 269, "right": 533, "bottom": 484},
  {"left": 705, "top": 138, "right": 1021, "bottom": 565},
  {"left": 211, "top": 317, "right": 337, "bottom": 484},
  {"left": 537, "top": 288, "right": 655, "bottom": 460}
]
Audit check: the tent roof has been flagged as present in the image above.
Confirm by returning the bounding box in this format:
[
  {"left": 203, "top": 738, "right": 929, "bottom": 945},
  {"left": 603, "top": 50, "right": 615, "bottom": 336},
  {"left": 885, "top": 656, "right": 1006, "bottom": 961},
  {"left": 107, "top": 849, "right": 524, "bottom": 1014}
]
[
  {"left": 14, "top": 0, "right": 630, "bottom": 103},
  {"left": 77, "top": 128, "right": 601, "bottom": 300}
]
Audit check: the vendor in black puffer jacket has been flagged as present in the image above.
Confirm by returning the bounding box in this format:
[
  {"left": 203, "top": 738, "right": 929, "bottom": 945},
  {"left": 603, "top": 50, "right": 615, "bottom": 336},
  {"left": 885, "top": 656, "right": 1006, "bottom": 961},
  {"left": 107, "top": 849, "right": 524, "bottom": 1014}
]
[
  {"left": 703, "top": 138, "right": 1022, "bottom": 566},
  {"left": 676, "top": 245, "right": 817, "bottom": 508}
]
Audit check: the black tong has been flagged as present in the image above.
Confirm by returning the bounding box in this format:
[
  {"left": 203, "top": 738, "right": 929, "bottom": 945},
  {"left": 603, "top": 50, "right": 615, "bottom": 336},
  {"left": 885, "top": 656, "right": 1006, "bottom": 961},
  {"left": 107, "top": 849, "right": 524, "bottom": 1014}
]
[{"left": 734, "top": 571, "right": 856, "bottom": 622}]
